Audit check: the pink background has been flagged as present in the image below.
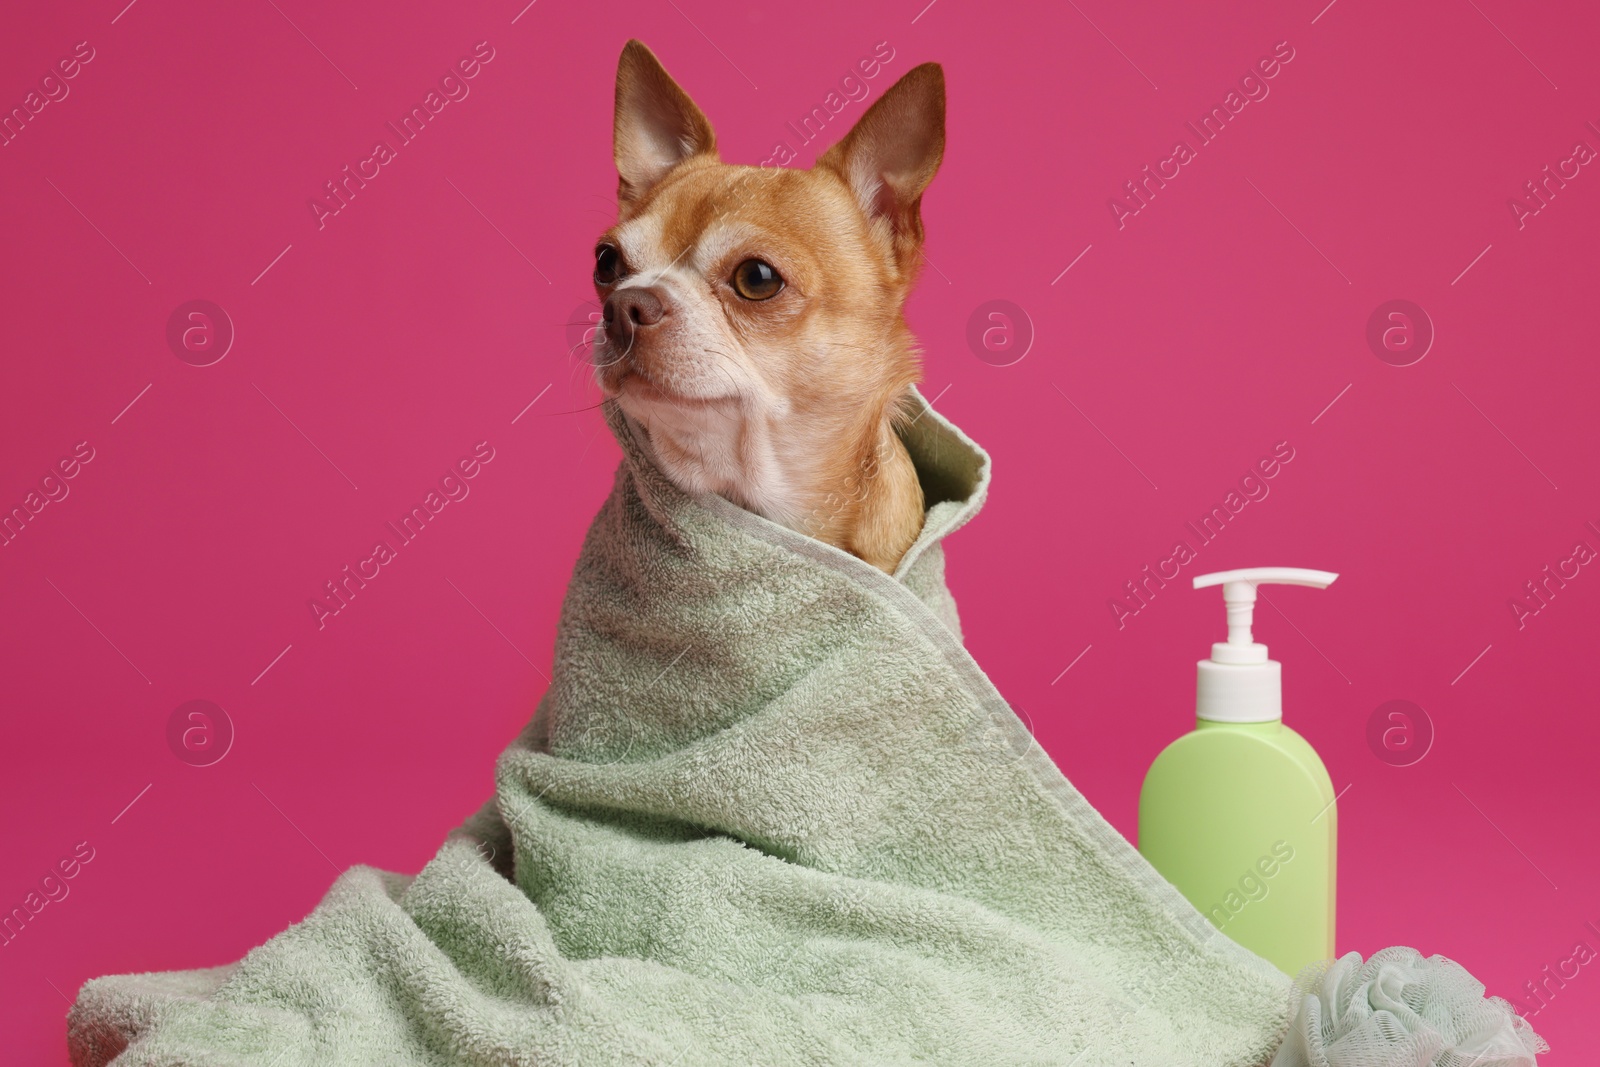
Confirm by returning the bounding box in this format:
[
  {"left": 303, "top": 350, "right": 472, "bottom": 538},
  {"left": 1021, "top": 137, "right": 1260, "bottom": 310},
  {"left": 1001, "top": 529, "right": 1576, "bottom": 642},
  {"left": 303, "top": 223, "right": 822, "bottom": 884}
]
[{"left": 3, "top": 0, "right": 1598, "bottom": 1060}]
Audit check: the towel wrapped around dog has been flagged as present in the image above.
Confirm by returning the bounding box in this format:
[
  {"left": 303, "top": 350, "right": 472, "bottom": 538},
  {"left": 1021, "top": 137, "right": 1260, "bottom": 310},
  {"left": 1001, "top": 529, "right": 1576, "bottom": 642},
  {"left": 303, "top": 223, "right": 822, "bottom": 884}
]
[{"left": 69, "top": 387, "right": 1540, "bottom": 1066}]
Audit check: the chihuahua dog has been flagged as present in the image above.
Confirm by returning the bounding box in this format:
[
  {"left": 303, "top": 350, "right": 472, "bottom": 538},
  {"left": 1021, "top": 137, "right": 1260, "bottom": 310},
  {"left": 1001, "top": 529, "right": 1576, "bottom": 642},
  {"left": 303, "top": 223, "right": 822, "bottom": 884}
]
[{"left": 589, "top": 40, "right": 945, "bottom": 574}]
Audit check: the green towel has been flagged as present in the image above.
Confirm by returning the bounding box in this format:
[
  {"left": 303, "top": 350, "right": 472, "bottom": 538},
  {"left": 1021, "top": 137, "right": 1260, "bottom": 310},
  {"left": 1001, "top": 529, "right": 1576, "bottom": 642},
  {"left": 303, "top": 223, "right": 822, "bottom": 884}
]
[{"left": 70, "top": 386, "right": 1296, "bottom": 1066}]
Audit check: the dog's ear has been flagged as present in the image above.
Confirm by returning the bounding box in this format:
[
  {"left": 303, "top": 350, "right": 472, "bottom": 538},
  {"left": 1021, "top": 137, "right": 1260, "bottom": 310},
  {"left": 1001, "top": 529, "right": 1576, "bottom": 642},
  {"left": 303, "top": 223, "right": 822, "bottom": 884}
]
[
  {"left": 816, "top": 62, "right": 945, "bottom": 274},
  {"left": 613, "top": 40, "right": 718, "bottom": 212}
]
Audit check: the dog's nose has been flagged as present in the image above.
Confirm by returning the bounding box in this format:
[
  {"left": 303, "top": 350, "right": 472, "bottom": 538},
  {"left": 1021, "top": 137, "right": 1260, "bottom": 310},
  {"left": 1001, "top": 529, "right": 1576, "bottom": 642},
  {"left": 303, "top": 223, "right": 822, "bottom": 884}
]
[{"left": 603, "top": 287, "right": 667, "bottom": 338}]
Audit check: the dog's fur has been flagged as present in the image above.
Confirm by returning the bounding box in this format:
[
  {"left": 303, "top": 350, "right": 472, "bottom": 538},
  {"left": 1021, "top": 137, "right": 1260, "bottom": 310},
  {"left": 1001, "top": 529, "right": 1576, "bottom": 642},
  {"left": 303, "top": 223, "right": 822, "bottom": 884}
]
[{"left": 590, "top": 40, "right": 945, "bottom": 574}]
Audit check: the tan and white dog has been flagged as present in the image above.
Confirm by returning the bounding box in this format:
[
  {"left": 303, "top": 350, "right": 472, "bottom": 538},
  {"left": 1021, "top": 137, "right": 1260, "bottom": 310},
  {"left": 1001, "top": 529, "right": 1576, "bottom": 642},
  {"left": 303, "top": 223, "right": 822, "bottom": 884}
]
[{"left": 590, "top": 40, "right": 945, "bottom": 574}]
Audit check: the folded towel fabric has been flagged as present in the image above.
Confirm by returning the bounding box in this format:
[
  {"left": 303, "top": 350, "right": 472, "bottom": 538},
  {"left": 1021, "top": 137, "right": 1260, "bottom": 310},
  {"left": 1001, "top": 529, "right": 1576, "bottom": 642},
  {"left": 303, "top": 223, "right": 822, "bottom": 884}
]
[{"left": 68, "top": 387, "right": 1534, "bottom": 1066}]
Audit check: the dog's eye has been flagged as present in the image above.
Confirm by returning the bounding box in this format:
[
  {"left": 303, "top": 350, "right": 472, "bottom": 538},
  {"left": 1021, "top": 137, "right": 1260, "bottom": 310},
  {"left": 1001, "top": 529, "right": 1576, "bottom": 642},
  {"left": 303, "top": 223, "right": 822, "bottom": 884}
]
[
  {"left": 594, "top": 244, "right": 624, "bottom": 285},
  {"left": 731, "top": 259, "right": 783, "bottom": 301}
]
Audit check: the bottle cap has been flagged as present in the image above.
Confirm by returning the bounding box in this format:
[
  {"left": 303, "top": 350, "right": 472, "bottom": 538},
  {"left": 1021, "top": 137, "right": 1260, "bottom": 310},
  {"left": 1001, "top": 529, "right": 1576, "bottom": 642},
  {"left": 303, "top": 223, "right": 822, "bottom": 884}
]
[{"left": 1192, "top": 567, "right": 1338, "bottom": 723}]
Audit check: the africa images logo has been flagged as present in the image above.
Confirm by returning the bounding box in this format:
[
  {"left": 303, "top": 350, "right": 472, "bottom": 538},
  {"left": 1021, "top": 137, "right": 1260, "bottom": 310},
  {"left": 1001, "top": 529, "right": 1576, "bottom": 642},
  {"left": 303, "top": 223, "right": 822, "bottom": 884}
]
[
  {"left": 1107, "top": 40, "right": 1297, "bottom": 229},
  {"left": 308, "top": 42, "right": 497, "bottom": 230},
  {"left": 308, "top": 442, "right": 496, "bottom": 629}
]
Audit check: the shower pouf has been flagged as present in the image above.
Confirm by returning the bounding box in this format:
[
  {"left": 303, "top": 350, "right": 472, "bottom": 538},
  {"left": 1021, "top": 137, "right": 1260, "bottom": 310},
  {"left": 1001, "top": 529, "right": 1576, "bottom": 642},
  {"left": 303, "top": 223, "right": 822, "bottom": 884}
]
[{"left": 1272, "top": 946, "right": 1548, "bottom": 1067}]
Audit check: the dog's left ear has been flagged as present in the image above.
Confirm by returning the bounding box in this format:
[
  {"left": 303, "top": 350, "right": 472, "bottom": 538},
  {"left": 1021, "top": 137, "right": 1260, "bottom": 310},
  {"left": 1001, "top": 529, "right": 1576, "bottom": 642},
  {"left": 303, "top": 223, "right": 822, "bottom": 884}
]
[
  {"left": 817, "top": 62, "right": 945, "bottom": 274},
  {"left": 613, "top": 40, "right": 718, "bottom": 213}
]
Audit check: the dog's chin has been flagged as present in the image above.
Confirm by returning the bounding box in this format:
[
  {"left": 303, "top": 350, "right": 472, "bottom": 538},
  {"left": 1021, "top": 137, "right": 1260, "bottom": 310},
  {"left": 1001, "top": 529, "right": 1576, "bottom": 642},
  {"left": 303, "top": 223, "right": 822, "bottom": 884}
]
[
  {"left": 601, "top": 363, "right": 730, "bottom": 410},
  {"left": 600, "top": 367, "right": 667, "bottom": 407}
]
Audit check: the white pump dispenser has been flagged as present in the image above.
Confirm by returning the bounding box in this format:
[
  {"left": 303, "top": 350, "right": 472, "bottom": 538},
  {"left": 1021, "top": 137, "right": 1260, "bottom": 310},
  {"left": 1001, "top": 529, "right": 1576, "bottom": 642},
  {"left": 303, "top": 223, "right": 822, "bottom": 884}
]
[
  {"left": 1191, "top": 567, "right": 1338, "bottom": 723},
  {"left": 1142, "top": 566, "right": 1343, "bottom": 975}
]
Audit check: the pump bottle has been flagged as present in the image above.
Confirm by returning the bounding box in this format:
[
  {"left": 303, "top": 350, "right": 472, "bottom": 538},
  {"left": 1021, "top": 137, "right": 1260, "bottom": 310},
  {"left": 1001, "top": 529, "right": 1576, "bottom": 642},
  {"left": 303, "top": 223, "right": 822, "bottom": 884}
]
[{"left": 1137, "top": 567, "right": 1338, "bottom": 978}]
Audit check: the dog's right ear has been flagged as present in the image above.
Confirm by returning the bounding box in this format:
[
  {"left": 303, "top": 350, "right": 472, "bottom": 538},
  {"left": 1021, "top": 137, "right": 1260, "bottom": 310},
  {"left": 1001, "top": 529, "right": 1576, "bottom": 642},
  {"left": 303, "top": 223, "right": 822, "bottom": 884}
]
[
  {"left": 816, "top": 63, "right": 944, "bottom": 277},
  {"left": 613, "top": 40, "right": 717, "bottom": 213}
]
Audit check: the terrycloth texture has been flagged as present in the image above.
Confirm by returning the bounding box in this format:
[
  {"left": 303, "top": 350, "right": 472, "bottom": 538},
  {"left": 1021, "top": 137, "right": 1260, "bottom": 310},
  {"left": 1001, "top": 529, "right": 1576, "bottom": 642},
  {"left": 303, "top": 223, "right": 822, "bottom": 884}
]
[
  {"left": 1272, "top": 949, "right": 1546, "bottom": 1067},
  {"left": 70, "top": 386, "right": 1308, "bottom": 1066}
]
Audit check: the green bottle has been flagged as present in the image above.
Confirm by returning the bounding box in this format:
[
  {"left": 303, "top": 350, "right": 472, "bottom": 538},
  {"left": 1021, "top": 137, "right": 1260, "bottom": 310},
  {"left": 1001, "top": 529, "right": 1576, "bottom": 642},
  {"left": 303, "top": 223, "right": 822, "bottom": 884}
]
[{"left": 1138, "top": 567, "right": 1339, "bottom": 979}]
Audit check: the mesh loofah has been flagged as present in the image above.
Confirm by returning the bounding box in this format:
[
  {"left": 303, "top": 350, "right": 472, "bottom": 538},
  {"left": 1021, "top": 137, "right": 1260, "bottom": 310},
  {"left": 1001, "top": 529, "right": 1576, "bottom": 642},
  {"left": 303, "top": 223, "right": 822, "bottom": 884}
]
[{"left": 1271, "top": 947, "right": 1549, "bottom": 1067}]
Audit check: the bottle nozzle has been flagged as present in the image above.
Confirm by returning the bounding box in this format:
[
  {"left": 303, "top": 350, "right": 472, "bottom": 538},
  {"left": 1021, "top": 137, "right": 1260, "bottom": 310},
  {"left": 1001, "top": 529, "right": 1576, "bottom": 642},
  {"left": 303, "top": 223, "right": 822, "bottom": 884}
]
[
  {"left": 1191, "top": 567, "right": 1338, "bottom": 722},
  {"left": 1193, "top": 568, "right": 1337, "bottom": 657}
]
